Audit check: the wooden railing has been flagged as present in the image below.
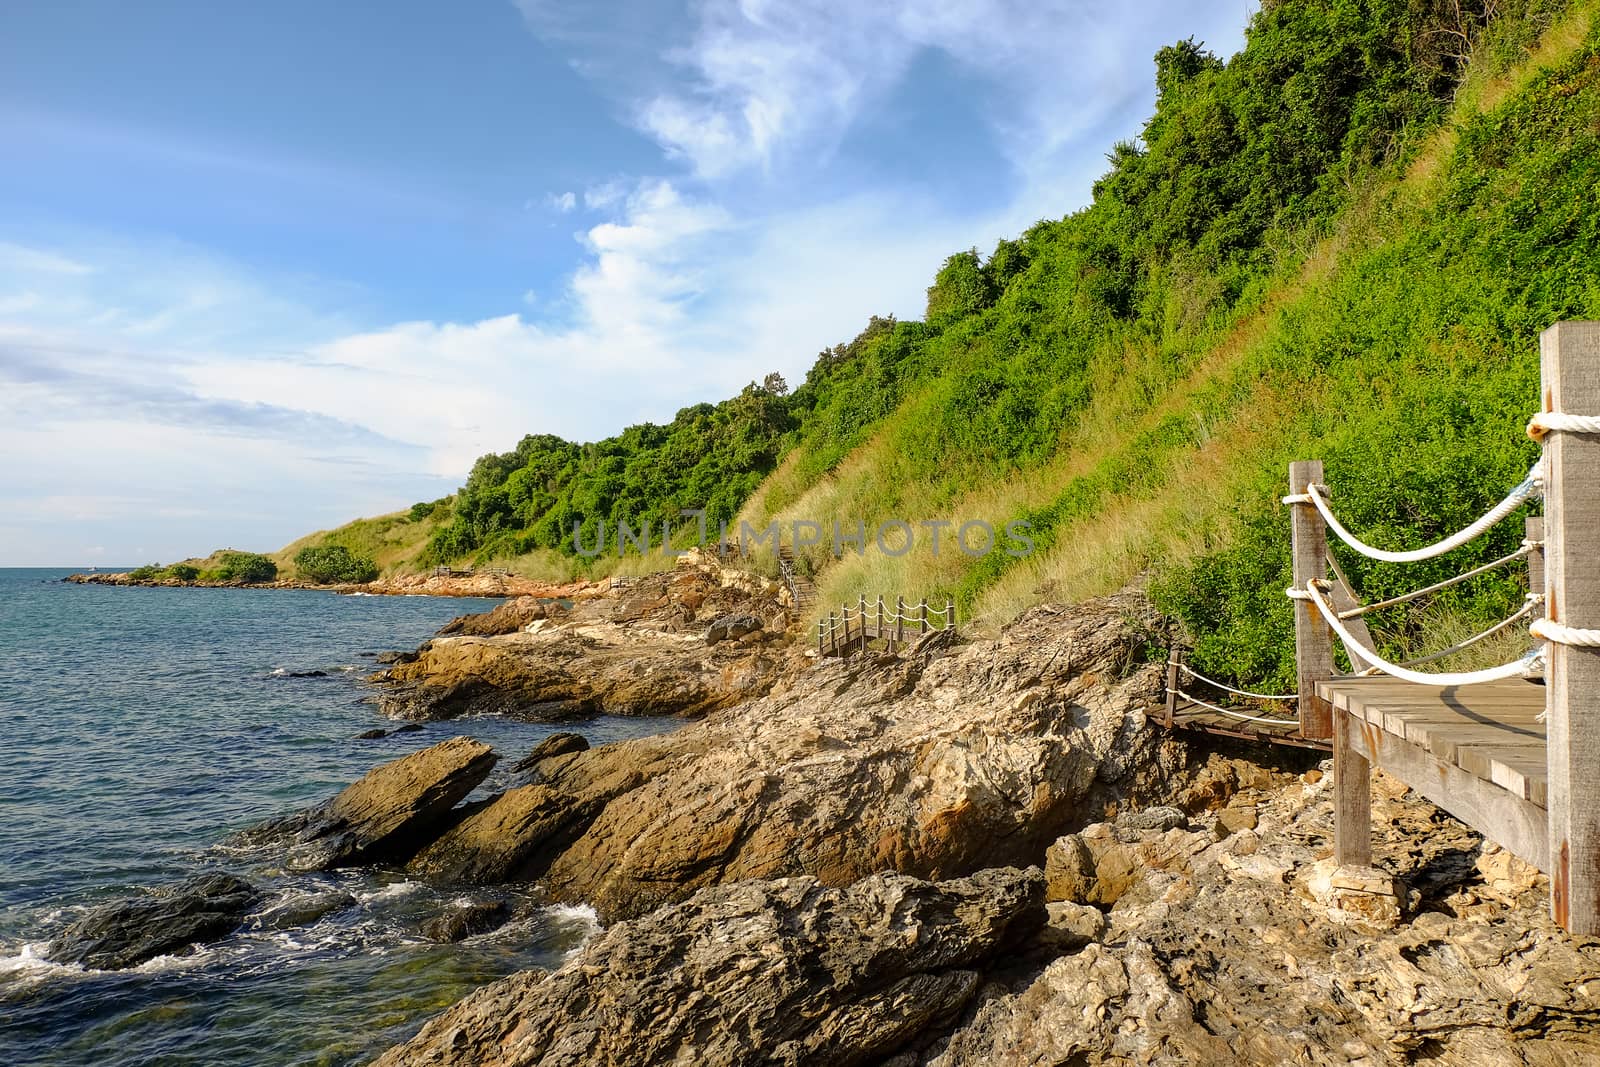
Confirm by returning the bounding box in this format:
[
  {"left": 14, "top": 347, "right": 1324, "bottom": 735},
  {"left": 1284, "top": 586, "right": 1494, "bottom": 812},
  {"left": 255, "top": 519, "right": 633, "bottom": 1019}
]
[
  {"left": 1283, "top": 320, "right": 1600, "bottom": 935},
  {"left": 817, "top": 595, "right": 956, "bottom": 656}
]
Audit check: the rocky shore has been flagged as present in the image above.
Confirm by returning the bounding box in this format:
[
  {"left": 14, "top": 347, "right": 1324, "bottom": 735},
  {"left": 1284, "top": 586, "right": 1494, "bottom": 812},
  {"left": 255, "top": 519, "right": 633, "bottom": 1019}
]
[
  {"left": 46, "top": 559, "right": 1600, "bottom": 1063},
  {"left": 62, "top": 568, "right": 609, "bottom": 600}
]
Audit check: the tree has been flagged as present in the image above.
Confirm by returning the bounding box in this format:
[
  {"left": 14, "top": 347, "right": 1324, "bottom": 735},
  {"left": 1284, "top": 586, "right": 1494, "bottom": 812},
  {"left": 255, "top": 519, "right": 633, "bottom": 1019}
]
[{"left": 762, "top": 371, "right": 790, "bottom": 396}]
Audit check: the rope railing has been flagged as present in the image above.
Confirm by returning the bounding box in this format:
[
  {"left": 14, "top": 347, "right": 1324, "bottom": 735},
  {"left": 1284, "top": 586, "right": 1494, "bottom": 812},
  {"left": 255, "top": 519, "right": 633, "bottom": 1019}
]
[
  {"left": 816, "top": 595, "right": 957, "bottom": 654},
  {"left": 1360, "top": 596, "right": 1540, "bottom": 673},
  {"left": 1336, "top": 542, "right": 1538, "bottom": 619},
  {"left": 1175, "top": 662, "right": 1296, "bottom": 703},
  {"left": 1172, "top": 689, "right": 1300, "bottom": 728},
  {"left": 1301, "top": 579, "right": 1542, "bottom": 686},
  {"left": 1285, "top": 464, "right": 1542, "bottom": 565}
]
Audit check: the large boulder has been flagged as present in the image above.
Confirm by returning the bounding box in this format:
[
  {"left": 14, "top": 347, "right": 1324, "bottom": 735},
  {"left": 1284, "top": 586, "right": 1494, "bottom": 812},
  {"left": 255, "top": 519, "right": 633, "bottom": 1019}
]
[
  {"left": 372, "top": 867, "right": 1045, "bottom": 1067},
  {"left": 47, "top": 873, "right": 260, "bottom": 970},
  {"left": 435, "top": 596, "right": 551, "bottom": 638},
  {"left": 407, "top": 785, "right": 605, "bottom": 883},
  {"left": 241, "top": 737, "right": 497, "bottom": 870}
]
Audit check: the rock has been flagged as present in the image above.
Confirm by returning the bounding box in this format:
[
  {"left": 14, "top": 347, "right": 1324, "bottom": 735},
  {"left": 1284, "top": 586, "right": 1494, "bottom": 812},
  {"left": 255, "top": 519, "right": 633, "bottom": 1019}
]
[
  {"left": 421, "top": 900, "right": 509, "bottom": 943},
  {"left": 1038, "top": 900, "right": 1107, "bottom": 952},
  {"left": 525, "top": 593, "right": 1185, "bottom": 923},
  {"left": 374, "top": 650, "right": 418, "bottom": 666},
  {"left": 239, "top": 737, "right": 497, "bottom": 870},
  {"left": 705, "top": 612, "right": 762, "bottom": 645},
  {"left": 372, "top": 867, "right": 1045, "bottom": 1067},
  {"left": 1116, "top": 805, "right": 1188, "bottom": 832},
  {"left": 375, "top": 627, "right": 785, "bottom": 721},
  {"left": 47, "top": 873, "right": 260, "bottom": 970},
  {"left": 372, "top": 561, "right": 794, "bottom": 720},
  {"left": 282, "top": 669, "right": 327, "bottom": 678},
  {"left": 393, "top": 724, "right": 424, "bottom": 734},
  {"left": 436, "top": 596, "right": 549, "bottom": 638},
  {"left": 1214, "top": 802, "right": 1259, "bottom": 835},
  {"left": 510, "top": 732, "right": 589, "bottom": 772},
  {"left": 408, "top": 785, "right": 605, "bottom": 883},
  {"left": 1298, "top": 859, "right": 1405, "bottom": 930},
  {"left": 355, "top": 728, "right": 389, "bottom": 740},
  {"left": 1044, "top": 834, "right": 1097, "bottom": 904}
]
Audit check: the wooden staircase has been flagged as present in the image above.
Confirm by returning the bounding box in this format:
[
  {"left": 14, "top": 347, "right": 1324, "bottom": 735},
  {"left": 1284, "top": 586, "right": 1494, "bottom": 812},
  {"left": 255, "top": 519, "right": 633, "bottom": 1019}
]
[{"left": 777, "top": 546, "right": 817, "bottom": 615}]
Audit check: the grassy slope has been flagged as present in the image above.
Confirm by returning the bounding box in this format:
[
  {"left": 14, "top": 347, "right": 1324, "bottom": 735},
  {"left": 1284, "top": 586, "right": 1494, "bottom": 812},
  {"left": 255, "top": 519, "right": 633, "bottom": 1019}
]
[{"left": 739, "top": 4, "right": 1599, "bottom": 691}]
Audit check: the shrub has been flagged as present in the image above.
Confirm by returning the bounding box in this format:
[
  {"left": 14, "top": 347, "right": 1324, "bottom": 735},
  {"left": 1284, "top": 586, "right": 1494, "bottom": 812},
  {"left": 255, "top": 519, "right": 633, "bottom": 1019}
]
[
  {"left": 128, "top": 564, "right": 162, "bottom": 581},
  {"left": 165, "top": 563, "right": 200, "bottom": 582},
  {"left": 294, "top": 544, "right": 379, "bottom": 584},
  {"left": 212, "top": 551, "right": 278, "bottom": 584}
]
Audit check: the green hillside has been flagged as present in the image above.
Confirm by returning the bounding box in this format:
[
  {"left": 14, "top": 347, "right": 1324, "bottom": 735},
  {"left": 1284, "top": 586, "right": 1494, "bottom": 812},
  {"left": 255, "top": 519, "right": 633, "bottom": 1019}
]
[{"left": 293, "top": 0, "right": 1598, "bottom": 691}]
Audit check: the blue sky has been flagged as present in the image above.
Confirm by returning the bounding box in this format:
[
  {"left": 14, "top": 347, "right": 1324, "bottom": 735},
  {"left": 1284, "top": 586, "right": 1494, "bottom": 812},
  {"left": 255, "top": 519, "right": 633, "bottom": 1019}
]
[{"left": 0, "top": 0, "right": 1253, "bottom": 565}]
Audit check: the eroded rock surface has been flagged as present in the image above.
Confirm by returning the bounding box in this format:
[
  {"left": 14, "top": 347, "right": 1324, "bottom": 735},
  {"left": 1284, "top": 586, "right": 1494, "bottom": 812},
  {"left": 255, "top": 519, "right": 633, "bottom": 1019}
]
[
  {"left": 920, "top": 771, "right": 1600, "bottom": 1067},
  {"left": 373, "top": 562, "right": 795, "bottom": 721},
  {"left": 240, "top": 737, "right": 497, "bottom": 870},
  {"left": 372, "top": 867, "right": 1045, "bottom": 1067},
  {"left": 46, "top": 873, "right": 260, "bottom": 970}
]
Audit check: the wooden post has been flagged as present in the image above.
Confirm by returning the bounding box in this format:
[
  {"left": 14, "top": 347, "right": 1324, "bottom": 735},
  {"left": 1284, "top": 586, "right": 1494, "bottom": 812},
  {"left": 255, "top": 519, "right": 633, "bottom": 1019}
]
[
  {"left": 829, "top": 611, "right": 838, "bottom": 655},
  {"left": 1290, "top": 460, "right": 1335, "bottom": 739},
  {"left": 945, "top": 598, "right": 955, "bottom": 631},
  {"left": 895, "top": 596, "right": 905, "bottom": 646},
  {"left": 876, "top": 595, "right": 885, "bottom": 644},
  {"left": 859, "top": 595, "right": 868, "bottom": 653},
  {"left": 817, "top": 619, "right": 824, "bottom": 655},
  {"left": 919, "top": 597, "right": 929, "bottom": 634},
  {"left": 1334, "top": 707, "right": 1372, "bottom": 866},
  {"left": 1540, "top": 320, "right": 1600, "bottom": 935},
  {"left": 1527, "top": 516, "right": 1545, "bottom": 601},
  {"left": 1164, "top": 649, "right": 1180, "bottom": 729},
  {"left": 840, "top": 609, "right": 849, "bottom": 652}
]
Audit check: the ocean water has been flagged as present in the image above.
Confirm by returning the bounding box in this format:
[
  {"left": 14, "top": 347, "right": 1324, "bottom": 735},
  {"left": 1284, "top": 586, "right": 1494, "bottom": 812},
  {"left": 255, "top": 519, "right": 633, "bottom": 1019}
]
[{"left": 0, "top": 569, "right": 669, "bottom": 1066}]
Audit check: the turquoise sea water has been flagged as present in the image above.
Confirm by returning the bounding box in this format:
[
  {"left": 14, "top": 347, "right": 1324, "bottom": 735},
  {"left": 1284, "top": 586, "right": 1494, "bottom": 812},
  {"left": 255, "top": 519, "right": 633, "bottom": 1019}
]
[{"left": 0, "top": 569, "right": 667, "bottom": 1066}]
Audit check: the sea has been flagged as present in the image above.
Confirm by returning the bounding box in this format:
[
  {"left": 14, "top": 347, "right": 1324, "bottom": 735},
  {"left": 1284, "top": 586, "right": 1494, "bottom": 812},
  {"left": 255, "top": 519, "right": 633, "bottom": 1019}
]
[{"left": 0, "top": 568, "right": 670, "bottom": 1066}]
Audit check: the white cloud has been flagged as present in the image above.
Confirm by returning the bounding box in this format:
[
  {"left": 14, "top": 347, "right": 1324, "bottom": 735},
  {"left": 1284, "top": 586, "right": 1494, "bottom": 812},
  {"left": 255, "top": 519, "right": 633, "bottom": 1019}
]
[
  {"left": 630, "top": 0, "right": 1251, "bottom": 181},
  {"left": 548, "top": 190, "right": 578, "bottom": 212}
]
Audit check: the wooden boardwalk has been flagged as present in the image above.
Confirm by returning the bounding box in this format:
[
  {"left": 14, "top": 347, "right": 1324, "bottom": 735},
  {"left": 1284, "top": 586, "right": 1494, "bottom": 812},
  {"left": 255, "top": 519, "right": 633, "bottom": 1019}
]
[{"left": 1316, "top": 676, "right": 1550, "bottom": 869}]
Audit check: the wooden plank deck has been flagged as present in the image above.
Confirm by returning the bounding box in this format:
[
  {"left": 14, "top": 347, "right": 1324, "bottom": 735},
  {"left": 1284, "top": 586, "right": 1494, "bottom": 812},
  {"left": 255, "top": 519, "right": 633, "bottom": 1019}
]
[
  {"left": 1316, "top": 675, "right": 1550, "bottom": 868},
  {"left": 1166, "top": 704, "right": 1331, "bottom": 751}
]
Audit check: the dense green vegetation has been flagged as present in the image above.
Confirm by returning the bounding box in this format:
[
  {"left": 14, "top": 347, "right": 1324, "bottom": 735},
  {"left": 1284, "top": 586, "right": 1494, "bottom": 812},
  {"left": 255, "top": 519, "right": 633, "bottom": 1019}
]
[
  {"left": 293, "top": 544, "right": 379, "bottom": 584},
  {"left": 129, "top": 552, "right": 278, "bottom": 584},
  {"left": 419, "top": 386, "right": 793, "bottom": 565},
  {"left": 298, "top": 0, "right": 1596, "bottom": 692}
]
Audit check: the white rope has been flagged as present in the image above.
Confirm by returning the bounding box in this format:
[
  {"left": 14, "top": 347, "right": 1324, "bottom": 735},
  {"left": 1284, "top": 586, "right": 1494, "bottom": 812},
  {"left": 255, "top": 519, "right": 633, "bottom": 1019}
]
[
  {"left": 1177, "top": 663, "right": 1296, "bottom": 702},
  {"left": 1528, "top": 411, "right": 1600, "bottom": 440},
  {"left": 1302, "top": 580, "right": 1542, "bottom": 685},
  {"left": 1175, "top": 690, "right": 1300, "bottom": 727},
  {"left": 1358, "top": 597, "right": 1538, "bottom": 673},
  {"left": 1337, "top": 543, "right": 1537, "bottom": 618},
  {"left": 1531, "top": 618, "right": 1600, "bottom": 648},
  {"left": 1297, "top": 466, "right": 1541, "bottom": 564}
]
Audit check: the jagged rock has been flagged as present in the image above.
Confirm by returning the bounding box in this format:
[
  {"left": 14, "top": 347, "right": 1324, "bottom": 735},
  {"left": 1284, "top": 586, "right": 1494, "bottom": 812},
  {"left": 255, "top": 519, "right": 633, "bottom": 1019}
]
[
  {"left": 1214, "top": 802, "right": 1259, "bottom": 835},
  {"left": 371, "top": 561, "right": 793, "bottom": 720},
  {"left": 511, "top": 732, "right": 589, "bottom": 772},
  {"left": 1298, "top": 859, "right": 1407, "bottom": 930},
  {"left": 435, "top": 596, "right": 550, "bottom": 638},
  {"left": 47, "top": 873, "right": 260, "bottom": 970},
  {"left": 374, "top": 627, "right": 786, "bottom": 721},
  {"left": 408, "top": 785, "right": 605, "bottom": 883},
  {"left": 372, "top": 867, "right": 1045, "bottom": 1067},
  {"left": 239, "top": 737, "right": 497, "bottom": 870},
  {"left": 704, "top": 612, "right": 762, "bottom": 645},
  {"left": 420, "top": 900, "right": 509, "bottom": 943},
  {"left": 1116, "top": 805, "right": 1188, "bottom": 832},
  {"left": 355, "top": 728, "right": 389, "bottom": 740},
  {"left": 917, "top": 774, "right": 1600, "bottom": 1066},
  {"left": 1038, "top": 900, "right": 1106, "bottom": 952},
  {"left": 523, "top": 594, "right": 1184, "bottom": 923}
]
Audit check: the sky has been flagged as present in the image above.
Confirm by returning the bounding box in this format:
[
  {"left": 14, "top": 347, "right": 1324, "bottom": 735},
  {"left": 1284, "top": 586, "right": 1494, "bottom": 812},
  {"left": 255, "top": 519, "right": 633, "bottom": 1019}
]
[{"left": 0, "top": 0, "right": 1254, "bottom": 566}]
